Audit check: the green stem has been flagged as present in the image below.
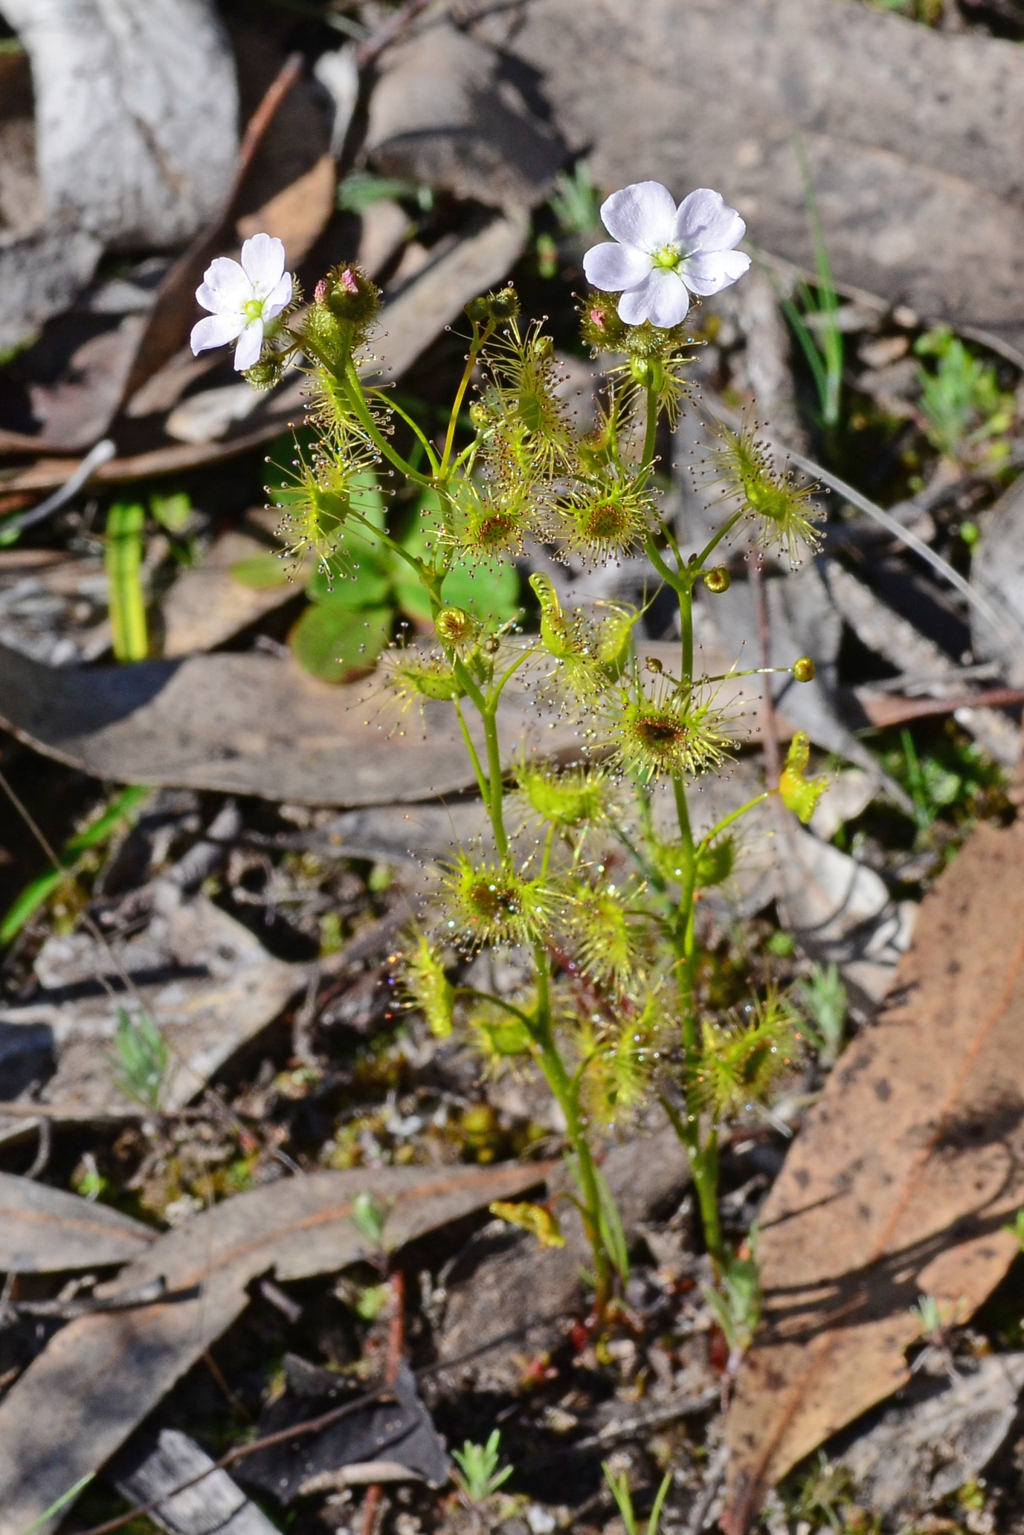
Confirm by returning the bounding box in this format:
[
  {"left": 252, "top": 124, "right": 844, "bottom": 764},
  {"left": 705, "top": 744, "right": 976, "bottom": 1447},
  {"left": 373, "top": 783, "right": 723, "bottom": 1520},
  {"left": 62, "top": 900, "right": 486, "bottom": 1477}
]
[
  {"left": 369, "top": 390, "right": 440, "bottom": 475},
  {"left": 480, "top": 704, "right": 508, "bottom": 858},
  {"left": 440, "top": 325, "right": 489, "bottom": 476},
  {"left": 340, "top": 353, "right": 432, "bottom": 487},
  {"left": 532, "top": 942, "right": 613, "bottom": 1313},
  {"left": 695, "top": 508, "right": 745, "bottom": 569},
  {"left": 453, "top": 701, "right": 489, "bottom": 806}
]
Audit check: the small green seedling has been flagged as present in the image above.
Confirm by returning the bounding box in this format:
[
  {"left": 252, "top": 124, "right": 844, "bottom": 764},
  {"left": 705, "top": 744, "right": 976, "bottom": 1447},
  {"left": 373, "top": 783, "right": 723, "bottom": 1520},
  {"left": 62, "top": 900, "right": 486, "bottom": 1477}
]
[
  {"left": 1003, "top": 1208, "right": 1024, "bottom": 1249},
  {"left": 110, "top": 1007, "right": 167, "bottom": 1111},
  {"left": 703, "top": 1235, "right": 763, "bottom": 1370},
  {"left": 776, "top": 136, "right": 843, "bottom": 430},
  {"left": 603, "top": 1464, "right": 673, "bottom": 1535},
  {"left": 914, "top": 326, "right": 1015, "bottom": 466},
  {"left": 351, "top": 1190, "right": 390, "bottom": 1250},
  {"left": 794, "top": 962, "right": 848, "bottom": 1065},
  {"left": 452, "top": 1429, "right": 514, "bottom": 1502}
]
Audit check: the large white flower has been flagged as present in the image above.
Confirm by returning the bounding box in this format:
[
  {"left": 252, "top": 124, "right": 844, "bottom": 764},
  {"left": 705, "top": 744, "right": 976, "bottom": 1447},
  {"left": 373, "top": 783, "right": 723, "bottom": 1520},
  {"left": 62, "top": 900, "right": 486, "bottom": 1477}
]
[
  {"left": 583, "top": 182, "right": 751, "bottom": 329},
  {"left": 190, "top": 233, "right": 293, "bottom": 372}
]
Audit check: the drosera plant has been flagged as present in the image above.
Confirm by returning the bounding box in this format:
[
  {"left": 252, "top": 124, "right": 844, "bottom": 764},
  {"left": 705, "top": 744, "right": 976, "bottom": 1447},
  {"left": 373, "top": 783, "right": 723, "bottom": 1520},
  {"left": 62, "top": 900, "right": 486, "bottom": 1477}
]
[
  {"left": 190, "top": 191, "right": 827, "bottom": 1316},
  {"left": 913, "top": 325, "right": 1016, "bottom": 469},
  {"left": 792, "top": 961, "right": 848, "bottom": 1066},
  {"left": 109, "top": 1006, "right": 168, "bottom": 1111}
]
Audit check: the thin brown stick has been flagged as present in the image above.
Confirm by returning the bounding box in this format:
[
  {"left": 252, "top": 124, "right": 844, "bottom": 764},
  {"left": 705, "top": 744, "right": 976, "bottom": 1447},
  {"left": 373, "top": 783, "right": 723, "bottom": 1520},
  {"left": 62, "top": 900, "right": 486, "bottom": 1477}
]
[
  {"left": 356, "top": 0, "right": 434, "bottom": 66},
  {"left": 359, "top": 1269, "right": 407, "bottom": 1535}
]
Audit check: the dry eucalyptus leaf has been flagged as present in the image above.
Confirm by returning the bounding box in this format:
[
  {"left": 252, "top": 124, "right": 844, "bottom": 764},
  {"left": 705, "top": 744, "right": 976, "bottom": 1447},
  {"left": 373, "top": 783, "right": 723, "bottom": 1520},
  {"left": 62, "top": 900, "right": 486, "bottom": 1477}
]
[
  {"left": 0, "top": 1171, "right": 156, "bottom": 1273},
  {"left": 0, "top": 1160, "right": 553, "bottom": 1535},
  {"left": 724, "top": 813, "right": 1024, "bottom": 1531},
  {"left": 109, "top": 1428, "right": 280, "bottom": 1535},
  {"left": 0, "top": 0, "right": 237, "bottom": 351},
  {"left": 0, "top": 892, "right": 305, "bottom": 1142}
]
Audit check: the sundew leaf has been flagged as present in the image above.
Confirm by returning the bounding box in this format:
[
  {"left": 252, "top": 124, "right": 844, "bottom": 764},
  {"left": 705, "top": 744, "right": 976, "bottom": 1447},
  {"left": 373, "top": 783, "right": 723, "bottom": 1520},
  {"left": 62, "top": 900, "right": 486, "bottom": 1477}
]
[{"left": 289, "top": 602, "right": 392, "bottom": 683}]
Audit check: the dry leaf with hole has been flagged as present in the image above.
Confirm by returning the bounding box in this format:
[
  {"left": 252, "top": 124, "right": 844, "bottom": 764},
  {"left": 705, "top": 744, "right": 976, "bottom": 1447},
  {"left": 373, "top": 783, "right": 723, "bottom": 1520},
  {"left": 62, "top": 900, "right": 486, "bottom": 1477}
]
[
  {"left": 0, "top": 1159, "right": 553, "bottom": 1535},
  {"left": 724, "top": 813, "right": 1024, "bottom": 1531}
]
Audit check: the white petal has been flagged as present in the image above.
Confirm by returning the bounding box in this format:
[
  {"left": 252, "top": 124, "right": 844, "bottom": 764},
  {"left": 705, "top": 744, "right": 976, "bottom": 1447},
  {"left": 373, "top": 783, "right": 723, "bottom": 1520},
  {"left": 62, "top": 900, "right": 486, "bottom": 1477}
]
[
  {"left": 675, "top": 188, "right": 746, "bottom": 253},
  {"left": 617, "top": 269, "right": 690, "bottom": 329},
  {"left": 233, "top": 319, "right": 264, "bottom": 371},
  {"left": 682, "top": 248, "right": 751, "bottom": 296},
  {"left": 600, "top": 181, "right": 678, "bottom": 253},
  {"left": 240, "top": 232, "right": 286, "bottom": 296},
  {"left": 262, "top": 270, "right": 294, "bottom": 320},
  {"left": 582, "top": 241, "right": 652, "bottom": 292},
  {"left": 196, "top": 257, "right": 250, "bottom": 314},
  {"left": 190, "top": 312, "right": 245, "bottom": 355}
]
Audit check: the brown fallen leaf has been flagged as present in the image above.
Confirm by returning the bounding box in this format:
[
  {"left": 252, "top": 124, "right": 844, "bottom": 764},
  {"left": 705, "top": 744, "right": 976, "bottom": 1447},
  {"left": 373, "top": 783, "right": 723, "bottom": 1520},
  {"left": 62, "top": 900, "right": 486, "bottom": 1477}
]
[
  {"left": 0, "top": 640, "right": 770, "bottom": 805},
  {"left": 0, "top": 1171, "right": 155, "bottom": 1273},
  {"left": 724, "top": 812, "right": 1024, "bottom": 1531},
  {"left": 0, "top": 1159, "right": 553, "bottom": 1535},
  {"left": 159, "top": 527, "right": 298, "bottom": 657}
]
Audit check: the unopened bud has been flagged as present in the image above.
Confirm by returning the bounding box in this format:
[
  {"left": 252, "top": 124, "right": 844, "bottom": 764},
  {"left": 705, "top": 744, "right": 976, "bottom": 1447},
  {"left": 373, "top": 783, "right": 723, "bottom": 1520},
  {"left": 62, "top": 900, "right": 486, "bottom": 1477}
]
[
  {"left": 646, "top": 656, "right": 664, "bottom": 674},
  {"left": 703, "top": 566, "right": 731, "bottom": 594},
  {"left": 793, "top": 656, "right": 816, "bottom": 683},
  {"left": 465, "top": 295, "right": 490, "bottom": 324},
  {"left": 321, "top": 263, "right": 381, "bottom": 325},
  {"left": 244, "top": 357, "right": 283, "bottom": 391},
  {"left": 435, "top": 605, "right": 479, "bottom": 651},
  {"left": 489, "top": 286, "right": 519, "bottom": 321}
]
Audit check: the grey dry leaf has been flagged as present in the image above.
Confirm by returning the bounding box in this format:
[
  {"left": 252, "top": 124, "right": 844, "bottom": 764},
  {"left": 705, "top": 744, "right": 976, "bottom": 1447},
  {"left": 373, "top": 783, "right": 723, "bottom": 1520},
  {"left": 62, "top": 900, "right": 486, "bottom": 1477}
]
[
  {"left": 724, "top": 812, "right": 1024, "bottom": 1532},
  {"left": 503, "top": 0, "right": 1024, "bottom": 353},
  {"left": 0, "top": 0, "right": 237, "bottom": 352},
  {"left": 0, "top": 1171, "right": 155, "bottom": 1273},
  {"left": 0, "top": 892, "right": 305, "bottom": 1141},
  {"left": 0, "top": 1159, "right": 554, "bottom": 1535},
  {"left": 839, "top": 1353, "right": 1024, "bottom": 1519},
  {"left": 109, "top": 1428, "right": 280, "bottom": 1535}
]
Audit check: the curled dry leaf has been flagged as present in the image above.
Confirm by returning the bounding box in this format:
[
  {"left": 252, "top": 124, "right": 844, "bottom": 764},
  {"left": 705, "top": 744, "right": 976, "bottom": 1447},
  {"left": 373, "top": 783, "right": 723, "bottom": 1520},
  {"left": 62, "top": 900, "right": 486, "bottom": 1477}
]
[
  {"left": 724, "top": 812, "right": 1024, "bottom": 1531},
  {"left": 0, "top": 1159, "right": 553, "bottom": 1535}
]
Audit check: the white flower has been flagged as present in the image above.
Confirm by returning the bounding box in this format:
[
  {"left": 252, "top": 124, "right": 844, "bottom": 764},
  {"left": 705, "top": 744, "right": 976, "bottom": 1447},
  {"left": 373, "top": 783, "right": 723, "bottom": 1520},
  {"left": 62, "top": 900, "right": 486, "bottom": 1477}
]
[
  {"left": 582, "top": 181, "right": 751, "bottom": 329},
  {"left": 190, "top": 232, "right": 293, "bottom": 372}
]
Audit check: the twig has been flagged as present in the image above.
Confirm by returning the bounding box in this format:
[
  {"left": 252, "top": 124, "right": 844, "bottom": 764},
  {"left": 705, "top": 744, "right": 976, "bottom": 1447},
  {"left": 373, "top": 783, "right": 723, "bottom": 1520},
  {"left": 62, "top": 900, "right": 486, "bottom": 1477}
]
[
  {"left": 3, "top": 440, "right": 116, "bottom": 537},
  {"left": 534, "top": 1387, "right": 720, "bottom": 1461},
  {"left": 684, "top": 1442, "right": 729, "bottom": 1535},
  {"left": 359, "top": 1269, "right": 407, "bottom": 1535},
  {"left": 22, "top": 1117, "right": 50, "bottom": 1180},
  {"left": 356, "top": 0, "right": 435, "bottom": 66}
]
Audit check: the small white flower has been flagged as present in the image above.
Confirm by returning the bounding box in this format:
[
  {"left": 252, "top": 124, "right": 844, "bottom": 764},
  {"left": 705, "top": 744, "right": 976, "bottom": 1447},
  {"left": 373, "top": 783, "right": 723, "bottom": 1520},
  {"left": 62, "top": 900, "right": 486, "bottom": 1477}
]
[
  {"left": 583, "top": 181, "right": 751, "bottom": 329},
  {"left": 190, "top": 232, "right": 293, "bottom": 372}
]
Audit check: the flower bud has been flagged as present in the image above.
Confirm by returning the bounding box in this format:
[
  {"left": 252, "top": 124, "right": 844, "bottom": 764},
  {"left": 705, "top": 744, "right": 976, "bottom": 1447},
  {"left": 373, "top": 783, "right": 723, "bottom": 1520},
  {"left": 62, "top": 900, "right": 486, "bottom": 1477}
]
[
  {"left": 465, "top": 295, "right": 490, "bottom": 324},
  {"left": 320, "top": 263, "right": 381, "bottom": 326},
  {"left": 792, "top": 656, "right": 816, "bottom": 683},
  {"left": 435, "top": 605, "right": 479, "bottom": 654},
  {"left": 646, "top": 655, "right": 664, "bottom": 674},
  {"left": 579, "top": 291, "right": 628, "bottom": 352},
  {"left": 703, "top": 566, "right": 731, "bottom": 594},
  {"left": 489, "top": 286, "right": 519, "bottom": 320},
  {"left": 244, "top": 357, "right": 283, "bottom": 391}
]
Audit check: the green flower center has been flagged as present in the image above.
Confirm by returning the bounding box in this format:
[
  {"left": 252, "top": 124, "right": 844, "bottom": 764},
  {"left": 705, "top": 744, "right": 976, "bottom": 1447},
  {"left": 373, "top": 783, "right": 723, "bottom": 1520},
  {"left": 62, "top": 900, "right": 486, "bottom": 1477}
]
[
  {"left": 243, "top": 297, "right": 265, "bottom": 322},
  {"left": 651, "top": 244, "right": 682, "bottom": 271}
]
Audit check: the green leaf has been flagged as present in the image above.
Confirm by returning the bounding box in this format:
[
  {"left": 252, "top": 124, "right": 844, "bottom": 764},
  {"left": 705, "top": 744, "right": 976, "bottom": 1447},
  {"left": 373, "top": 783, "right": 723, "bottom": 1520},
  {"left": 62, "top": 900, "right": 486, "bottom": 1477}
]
[
  {"left": 229, "top": 552, "right": 292, "bottom": 589},
  {"left": 150, "top": 491, "right": 192, "bottom": 533},
  {"left": 289, "top": 602, "right": 392, "bottom": 683}
]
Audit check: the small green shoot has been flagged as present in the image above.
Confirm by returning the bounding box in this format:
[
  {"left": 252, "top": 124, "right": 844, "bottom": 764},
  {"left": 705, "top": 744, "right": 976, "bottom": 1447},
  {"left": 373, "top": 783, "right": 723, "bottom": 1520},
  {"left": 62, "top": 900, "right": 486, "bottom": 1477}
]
[
  {"left": 703, "top": 1236, "right": 763, "bottom": 1368},
  {"left": 914, "top": 326, "right": 1015, "bottom": 466},
  {"left": 338, "top": 168, "right": 432, "bottom": 213},
  {"left": 0, "top": 784, "right": 149, "bottom": 946},
  {"left": 354, "top": 1282, "right": 390, "bottom": 1320},
  {"left": 16, "top": 1472, "right": 95, "bottom": 1535},
  {"left": 150, "top": 490, "right": 192, "bottom": 534},
  {"left": 105, "top": 500, "right": 148, "bottom": 661},
  {"left": 549, "top": 161, "right": 602, "bottom": 237},
  {"left": 603, "top": 1464, "right": 673, "bottom": 1535},
  {"left": 452, "top": 1429, "right": 514, "bottom": 1502},
  {"left": 777, "top": 137, "right": 843, "bottom": 430},
  {"left": 110, "top": 1007, "right": 168, "bottom": 1111},
  {"left": 1003, "top": 1208, "right": 1024, "bottom": 1249},
  {"left": 351, "top": 1190, "right": 390, "bottom": 1250},
  {"left": 793, "top": 962, "right": 847, "bottom": 1065},
  {"left": 910, "top": 1292, "right": 961, "bottom": 1342}
]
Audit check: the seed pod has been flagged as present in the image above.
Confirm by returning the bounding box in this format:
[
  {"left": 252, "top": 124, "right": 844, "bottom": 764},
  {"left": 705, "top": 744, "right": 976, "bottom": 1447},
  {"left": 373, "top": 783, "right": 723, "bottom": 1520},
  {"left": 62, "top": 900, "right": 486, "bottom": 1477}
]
[{"left": 703, "top": 566, "right": 731, "bottom": 594}]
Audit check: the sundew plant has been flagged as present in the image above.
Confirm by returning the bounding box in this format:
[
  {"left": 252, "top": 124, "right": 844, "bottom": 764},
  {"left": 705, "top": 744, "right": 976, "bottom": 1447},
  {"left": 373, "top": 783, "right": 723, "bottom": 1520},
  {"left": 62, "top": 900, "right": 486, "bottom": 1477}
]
[{"left": 192, "top": 184, "right": 825, "bottom": 1316}]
